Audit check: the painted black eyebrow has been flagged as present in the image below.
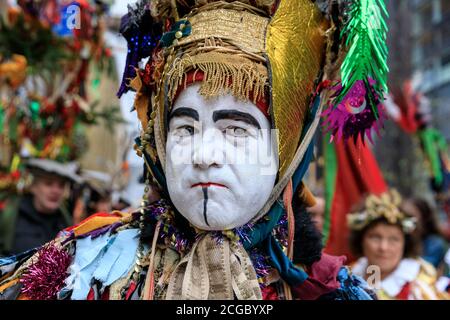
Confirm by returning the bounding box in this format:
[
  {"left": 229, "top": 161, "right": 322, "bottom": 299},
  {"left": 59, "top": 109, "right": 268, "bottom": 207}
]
[
  {"left": 212, "top": 110, "right": 261, "bottom": 130},
  {"left": 168, "top": 107, "right": 199, "bottom": 122}
]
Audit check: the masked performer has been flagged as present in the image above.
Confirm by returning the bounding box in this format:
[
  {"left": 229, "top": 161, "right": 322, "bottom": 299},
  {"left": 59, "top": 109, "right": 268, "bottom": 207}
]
[{"left": 0, "top": 0, "right": 388, "bottom": 300}]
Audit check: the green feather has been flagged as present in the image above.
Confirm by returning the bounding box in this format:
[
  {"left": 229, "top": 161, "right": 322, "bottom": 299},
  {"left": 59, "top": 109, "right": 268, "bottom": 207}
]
[{"left": 337, "top": 0, "right": 389, "bottom": 108}]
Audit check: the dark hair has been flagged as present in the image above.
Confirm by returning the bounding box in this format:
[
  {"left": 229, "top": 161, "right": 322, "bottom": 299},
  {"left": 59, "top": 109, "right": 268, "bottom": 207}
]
[
  {"left": 292, "top": 189, "right": 323, "bottom": 266},
  {"left": 349, "top": 217, "right": 421, "bottom": 259},
  {"left": 30, "top": 168, "right": 69, "bottom": 184},
  {"left": 409, "top": 198, "right": 443, "bottom": 238}
]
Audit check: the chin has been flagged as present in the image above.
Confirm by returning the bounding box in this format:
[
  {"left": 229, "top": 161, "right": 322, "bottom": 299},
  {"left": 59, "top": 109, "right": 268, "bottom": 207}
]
[
  {"left": 194, "top": 220, "right": 239, "bottom": 231},
  {"left": 204, "top": 213, "right": 248, "bottom": 230},
  {"left": 42, "top": 204, "right": 60, "bottom": 213},
  {"left": 187, "top": 211, "right": 242, "bottom": 231}
]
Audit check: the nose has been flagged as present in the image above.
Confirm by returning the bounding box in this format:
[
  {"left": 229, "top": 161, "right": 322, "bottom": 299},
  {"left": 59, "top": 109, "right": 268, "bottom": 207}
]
[
  {"left": 192, "top": 128, "right": 224, "bottom": 169},
  {"left": 379, "top": 238, "right": 390, "bottom": 252},
  {"left": 50, "top": 181, "right": 65, "bottom": 194}
]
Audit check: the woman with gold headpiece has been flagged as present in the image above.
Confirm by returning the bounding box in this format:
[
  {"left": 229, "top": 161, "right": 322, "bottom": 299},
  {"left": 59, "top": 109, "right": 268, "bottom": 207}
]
[
  {"left": 349, "top": 190, "right": 449, "bottom": 300},
  {"left": 0, "top": 0, "right": 389, "bottom": 300}
]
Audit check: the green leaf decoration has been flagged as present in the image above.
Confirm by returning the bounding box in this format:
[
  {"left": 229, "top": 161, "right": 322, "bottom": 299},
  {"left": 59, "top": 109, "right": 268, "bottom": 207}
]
[{"left": 0, "top": 15, "right": 74, "bottom": 75}]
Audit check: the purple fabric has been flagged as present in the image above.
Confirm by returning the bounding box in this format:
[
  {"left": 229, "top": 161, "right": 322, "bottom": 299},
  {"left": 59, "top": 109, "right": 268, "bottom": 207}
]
[{"left": 77, "top": 222, "right": 123, "bottom": 240}]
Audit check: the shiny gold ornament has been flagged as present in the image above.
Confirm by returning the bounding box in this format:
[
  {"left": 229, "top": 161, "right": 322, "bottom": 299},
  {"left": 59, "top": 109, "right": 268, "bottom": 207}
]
[
  {"left": 266, "top": 0, "right": 328, "bottom": 176},
  {"left": 347, "top": 190, "right": 417, "bottom": 233}
]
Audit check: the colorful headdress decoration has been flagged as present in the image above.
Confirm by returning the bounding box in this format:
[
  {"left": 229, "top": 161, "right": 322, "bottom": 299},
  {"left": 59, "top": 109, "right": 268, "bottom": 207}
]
[
  {"left": 120, "top": 0, "right": 328, "bottom": 184},
  {"left": 347, "top": 190, "right": 417, "bottom": 233},
  {"left": 119, "top": 0, "right": 390, "bottom": 194}
]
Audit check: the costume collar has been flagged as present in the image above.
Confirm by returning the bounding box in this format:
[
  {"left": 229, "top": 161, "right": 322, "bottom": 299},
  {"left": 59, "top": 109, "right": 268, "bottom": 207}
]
[{"left": 352, "top": 257, "right": 421, "bottom": 297}]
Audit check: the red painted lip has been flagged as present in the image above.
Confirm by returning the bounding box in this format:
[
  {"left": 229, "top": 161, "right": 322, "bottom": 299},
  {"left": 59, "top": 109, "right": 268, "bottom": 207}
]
[{"left": 191, "top": 182, "right": 227, "bottom": 188}]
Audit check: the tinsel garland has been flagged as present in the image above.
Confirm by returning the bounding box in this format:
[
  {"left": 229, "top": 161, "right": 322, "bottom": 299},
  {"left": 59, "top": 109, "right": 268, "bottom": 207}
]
[
  {"left": 140, "top": 199, "right": 191, "bottom": 253},
  {"left": 322, "top": 79, "right": 387, "bottom": 143},
  {"left": 20, "top": 243, "right": 72, "bottom": 300},
  {"left": 248, "top": 248, "right": 271, "bottom": 287}
]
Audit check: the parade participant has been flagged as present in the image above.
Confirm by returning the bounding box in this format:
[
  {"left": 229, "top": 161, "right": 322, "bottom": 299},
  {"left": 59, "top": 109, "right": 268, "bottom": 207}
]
[
  {"left": 112, "top": 194, "right": 133, "bottom": 212},
  {"left": 0, "top": 159, "right": 80, "bottom": 256},
  {"left": 81, "top": 170, "right": 113, "bottom": 216},
  {"left": 349, "top": 190, "right": 449, "bottom": 300},
  {"left": 0, "top": 0, "right": 388, "bottom": 300},
  {"left": 402, "top": 197, "right": 448, "bottom": 269}
]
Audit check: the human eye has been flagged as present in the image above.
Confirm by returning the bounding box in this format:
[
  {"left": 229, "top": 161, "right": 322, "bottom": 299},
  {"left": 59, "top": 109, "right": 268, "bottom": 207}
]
[
  {"left": 224, "top": 126, "right": 249, "bottom": 138},
  {"left": 175, "top": 125, "right": 195, "bottom": 137},
  {"left": 388, "top": 236, "right": 401, "bottom": 244},
  {"left": 368, "top": 234, "right": 382, "bottom": 242}
]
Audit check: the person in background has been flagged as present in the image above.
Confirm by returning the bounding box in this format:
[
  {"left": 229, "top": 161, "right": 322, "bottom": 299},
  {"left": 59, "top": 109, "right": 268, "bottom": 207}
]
[
  {"left": 112, "top": 194, "right": 132, "bottom": 212},
  {"left": 0, "top": 159, "right": 79, "bottom": 256},
  {"left": 307, "top": 196, "right": 325, "bottom": 233},
  {"left": 81, "top": 169, "right": 113, "bottom": 216},
  {"left": 402, "top": 197, "right": 448, "bottom": 269},
  {"left": 87, "top": 189, "right": 112, "bottom": 214},
  {"left": 348, "top": 190, "right": 448, "bottom": 300}
]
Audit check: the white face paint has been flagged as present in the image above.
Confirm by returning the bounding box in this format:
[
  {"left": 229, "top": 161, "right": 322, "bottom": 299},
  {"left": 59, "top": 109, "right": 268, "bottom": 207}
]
[{"left": 165, "top": 84, "right": 278, "bottom": 231}]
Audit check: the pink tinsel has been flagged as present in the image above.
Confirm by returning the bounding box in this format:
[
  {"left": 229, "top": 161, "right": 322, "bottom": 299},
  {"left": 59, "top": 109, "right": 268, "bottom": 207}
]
[
  {"left": 20, "top": 242, "right": 72, "bottom": 300},
  {"left": 322, "top": 80, "right": 387, "bottom": 143}
]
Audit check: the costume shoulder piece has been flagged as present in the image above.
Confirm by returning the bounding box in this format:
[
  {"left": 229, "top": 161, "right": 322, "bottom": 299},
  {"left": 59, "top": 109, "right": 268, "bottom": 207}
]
[{"left": 0, "top": 212, "right": 138, "bottom": 300}]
